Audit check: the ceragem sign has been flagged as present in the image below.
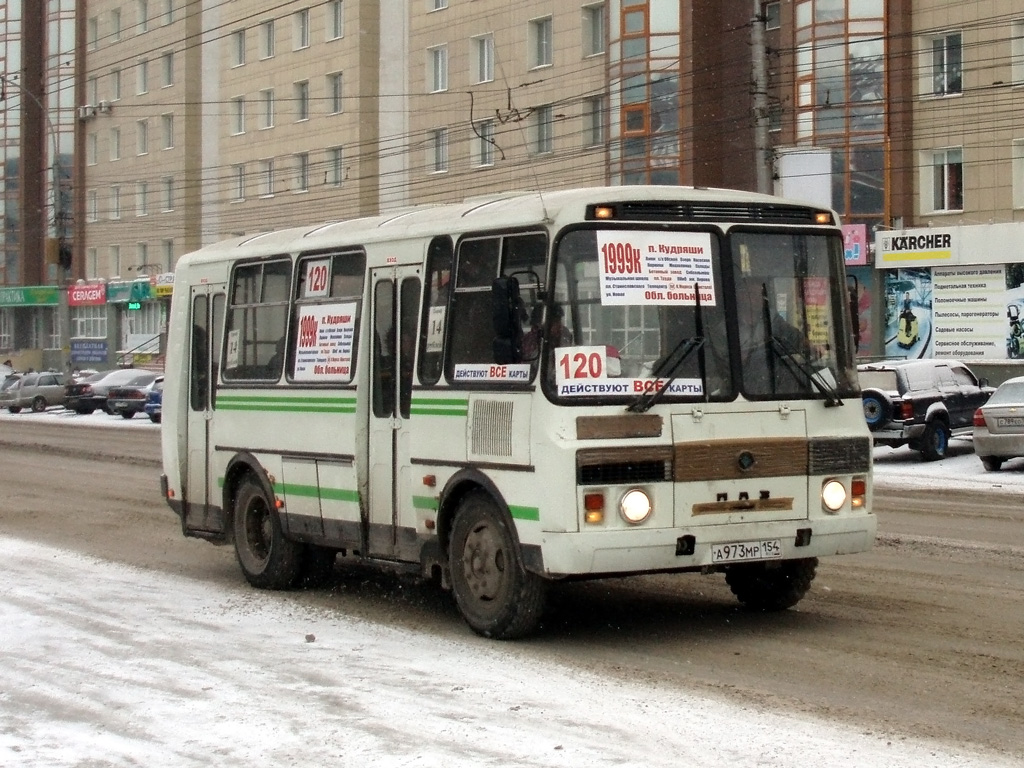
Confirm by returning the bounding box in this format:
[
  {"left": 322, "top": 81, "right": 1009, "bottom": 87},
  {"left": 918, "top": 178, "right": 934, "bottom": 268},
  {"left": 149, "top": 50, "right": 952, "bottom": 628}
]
[{"left": 67, "top": 282, "right": 107, "bottom": 306}]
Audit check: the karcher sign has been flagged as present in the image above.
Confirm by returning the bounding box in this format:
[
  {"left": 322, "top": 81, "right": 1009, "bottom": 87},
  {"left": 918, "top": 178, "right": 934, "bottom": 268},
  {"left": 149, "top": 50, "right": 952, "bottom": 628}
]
[{"left": 876, "top": 229, "right": 956, "bottom": 266}]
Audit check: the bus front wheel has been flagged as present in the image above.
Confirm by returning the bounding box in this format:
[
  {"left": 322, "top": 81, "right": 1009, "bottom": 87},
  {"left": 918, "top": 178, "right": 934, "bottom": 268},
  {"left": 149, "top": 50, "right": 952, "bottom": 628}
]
[
  {"left": 725, "top": 557, "right": 817, "bottom": 611},
  {"left": 233, "top": 477, "right": 303, "bottom": 589},
  {"left": 449, "top": 492, "right": 546, "bottom": 640}
]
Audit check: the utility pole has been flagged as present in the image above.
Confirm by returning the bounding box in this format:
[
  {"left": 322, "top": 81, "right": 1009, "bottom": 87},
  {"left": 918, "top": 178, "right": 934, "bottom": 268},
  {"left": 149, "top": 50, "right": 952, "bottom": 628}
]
[{"left": 751, "top": 0, "right": 772, "bottom": 195}]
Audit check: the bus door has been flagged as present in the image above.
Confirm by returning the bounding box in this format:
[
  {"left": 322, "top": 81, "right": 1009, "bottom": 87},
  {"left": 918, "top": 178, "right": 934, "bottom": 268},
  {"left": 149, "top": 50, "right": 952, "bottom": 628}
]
[
  {"left": 184, "top": 286, "right": 226, "bottom": 535},
  {"left": 367, "top": 266, "right": 421, "bottom": 558}
]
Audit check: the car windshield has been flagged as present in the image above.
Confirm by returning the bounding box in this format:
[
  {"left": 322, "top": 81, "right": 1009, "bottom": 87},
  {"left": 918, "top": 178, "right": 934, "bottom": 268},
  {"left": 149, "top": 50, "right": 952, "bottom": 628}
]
[
  {"left": 989, "top": 381, "right": 1024, "bottom": 404},
  {"left": 548, "top": 226, "right": 858, "bottom": 404}
]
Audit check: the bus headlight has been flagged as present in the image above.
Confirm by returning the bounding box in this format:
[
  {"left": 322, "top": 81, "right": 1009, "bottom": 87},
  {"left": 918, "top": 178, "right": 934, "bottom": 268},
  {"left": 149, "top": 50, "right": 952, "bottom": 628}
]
[
  {"left": 821, "top": 479, "right": 846, "bottom": 513},
  {"left": 619, "top": 489, "right": 652, "bottom": 524}
]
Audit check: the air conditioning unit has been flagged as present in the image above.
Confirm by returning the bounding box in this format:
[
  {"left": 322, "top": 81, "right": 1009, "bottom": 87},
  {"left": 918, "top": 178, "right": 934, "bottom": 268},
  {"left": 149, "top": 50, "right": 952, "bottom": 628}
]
[
  {"left": 97, "top": 100, "right": 112, "bottom": 115},
  {"left": 77, "top": 105, "right": 97, "bottom": 120}
]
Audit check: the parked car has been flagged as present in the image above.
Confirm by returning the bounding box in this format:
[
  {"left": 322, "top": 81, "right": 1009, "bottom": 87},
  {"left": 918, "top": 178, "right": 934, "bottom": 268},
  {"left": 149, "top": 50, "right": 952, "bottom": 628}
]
[
  {"left": 858, "top": 358, "right": 994, "bottom": 461},
  {"left": 144, "top": 376, "right": 163, "bottom": 423},
  {"left": 971, "top": 375, "right": 1024, "bottom": 471},
  {"left": 64, "top": 368, "right": 159, "bottom": 415},
  {"left": 108, "top": 373, "right": 163, "bottom": 419},
  {"left": 0, "top": 371, "right": 67, "bottom": 413}
]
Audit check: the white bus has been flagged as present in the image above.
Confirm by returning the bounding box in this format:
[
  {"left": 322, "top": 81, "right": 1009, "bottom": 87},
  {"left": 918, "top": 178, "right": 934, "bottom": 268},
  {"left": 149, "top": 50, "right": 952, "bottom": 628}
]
[{"left": 161, "top": 186, "right": 876, "bottom": 639}]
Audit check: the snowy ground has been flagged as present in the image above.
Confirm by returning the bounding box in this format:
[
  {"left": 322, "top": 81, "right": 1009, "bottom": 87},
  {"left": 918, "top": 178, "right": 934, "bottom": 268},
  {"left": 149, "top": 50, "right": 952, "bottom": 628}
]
[{"left": 1, "top": 408, "right": 1020, "bottom": 767}]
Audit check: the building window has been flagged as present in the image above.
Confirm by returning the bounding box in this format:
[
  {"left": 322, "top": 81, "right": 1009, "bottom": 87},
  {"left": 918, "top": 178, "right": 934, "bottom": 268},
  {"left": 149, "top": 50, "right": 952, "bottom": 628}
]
[
  {"left": 86, "top": 248, "right": 98, "bottom": 279},
  {"left": 259, "top": 159, "right": 275, "bottom": 196},
  {"left": 163, "top": 240, "right": 174, "bottom": 270},
  {"left": 432, "top": 0, "right": 448, "bottom": 10},
  {"left": 294, "top": 153, "right": 310, "bottom": 192},
  {"left": 534, "top": 104, "right": 553, "bottom": 153},
  {"left": 1012, "top": 21, "right": 1024, "bottom": 85},
  {"left": 162, "top": 177, "right": 174, "bottom": 211},
  {"left": 476, "top": 121, "right": 494, "bottom": 167},
  {"left": 474, "top": 35, "right": 494, "bottom": 83},
  {"left": 328, "top": 1, "right": 344, "bottom": 39},
  {"left": 431, "top": 128, "right": 448, "bottom": 172},
  {"left": 1014, "top": 139, "right": 1024, "bottom": 209},
  {"left": 88, "top": 16, "right": 99, "bottom": 49},
  {"left": 112, "top": 9, "right": 122, "bottom": 41},
  {"left": 110, "top": 127, "right": 121, "bottom": 160},
  {"left": 86, "top": 133, "right": 98, "bottom": 166},
  {"left": 137, "top": 181, "right": 149, "bottom": 216},
  {"left": 582, "top": 4, "right": 604, "bottom": 57},
  {"left": 137, "top": 243, "right": 149, "bottom": 273},
  {"left": 111, "top": 186, "right": 121, "bottom": 219},
  {"left": 87, "top": 76, "right": 99, "bottom": 107},
  {"left": 136, "top": 59, "right": 149, "bottom": 94},
  {"left": 583, "top": 96, "right": 605, "bottom": 146},
  {"left": 294, "top": 81, "right": 310, "bottom": 121},
  {"left": 328, "top": 73, "right": 344, "bottom": 113},
  {"left": 232, "top": 164, "right": 245, "bottom": 201},
  {"left": 260, "top": 89, "right": 275, "bottom": 129},
  {"left": 429, "top": 46, "right": 448, "bottom": 92},
  {"left": 162, "top": 0, "right": 174, "bottom": 25},
  {"left": 162, "top": 114, "right": 174, "bottom": 148},
  {"left": 73, "top": 305, "right": 108, "bottom": 339},
  {"left": 930, "top": 148, "right": 963, "bottom": 211},
  {"left": 327, "top": 147, "right": 344, "bottom": 186},
  {"left": 231, "top": 97, "right": 245, "bottom": 134},
  {"left": 930, "top": 33, "right": 962, "bottom": 96},
  {"left": 231, "top": 30, "right": 246, "bottom": 66},
  {"left": 137, "top": 0, "right": 149, "bottom": 33},
  {"left": 110, "top": 245, "right": 121, "bottom": 278},
  {"left": 161, "top": 51, "right": 174, "bottom": 87},
  {"left": 87, "top": 190, "right": 99, "bottom": 222},
  {"left": 294, "top": 9, "right": 310, "bottom": 50},
  {"left": 530, "top": 17, "right": 553, "bottom": 68},
  {"left": 137, "top": 119, "right": 149, "bottom": 155},
  {"left": 111, "top": 68, "right": 122, "bottom": 100},
  {"left": 765, "top": 2, "right": 781, "bottom": 31},
  {"left": 260, "top": 20, "right": 275, "bottom": 59}
]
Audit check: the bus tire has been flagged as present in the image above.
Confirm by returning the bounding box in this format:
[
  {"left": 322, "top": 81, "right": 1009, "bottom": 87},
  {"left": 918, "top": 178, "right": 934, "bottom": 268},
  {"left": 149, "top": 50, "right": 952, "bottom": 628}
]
[
  {"left": 233, "top": 476, "right": 303, "bottom": 590},
  {"left": 725, "top": 557, "right": 817, "bottom": 611},
  {"left": 449, "top": 491, "right": 546, "bottom": 640}
]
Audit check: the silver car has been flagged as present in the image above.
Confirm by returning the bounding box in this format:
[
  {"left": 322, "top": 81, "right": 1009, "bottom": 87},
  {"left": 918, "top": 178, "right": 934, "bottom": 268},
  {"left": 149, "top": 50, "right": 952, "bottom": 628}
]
[
  {"left": 0, "top": 371, "right": 67, "bottom": 413},
  {"left": 972, "top": 375, "right": 1024, "bottom": 471}
]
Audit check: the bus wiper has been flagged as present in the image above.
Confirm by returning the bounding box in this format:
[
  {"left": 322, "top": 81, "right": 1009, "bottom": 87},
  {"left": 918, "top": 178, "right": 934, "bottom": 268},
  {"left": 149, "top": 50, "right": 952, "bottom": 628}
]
[
  {"left": 627, "top": 336, "right": 705, "bottom": 413},
  {"left": 765, "top": 328, "right": 843, "bottom": 407},
  {"left": 628, "top": 283, "right": 707, "bottom": 414}
]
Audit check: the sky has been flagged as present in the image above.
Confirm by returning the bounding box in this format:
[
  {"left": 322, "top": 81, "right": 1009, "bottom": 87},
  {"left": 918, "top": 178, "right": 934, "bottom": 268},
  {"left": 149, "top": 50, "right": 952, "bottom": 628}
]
[{"left": 1, "top": 407, "right": 1021, "bottom": 767}]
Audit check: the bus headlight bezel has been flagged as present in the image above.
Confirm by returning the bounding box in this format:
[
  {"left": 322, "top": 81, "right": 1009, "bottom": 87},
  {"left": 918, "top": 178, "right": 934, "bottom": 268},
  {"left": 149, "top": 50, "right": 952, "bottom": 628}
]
[
  {"left": 821, "top": 479, "right": 847, "bottom": 513},
  {"left": 619, "top": 488, "right": 652, "bottom": 525}
]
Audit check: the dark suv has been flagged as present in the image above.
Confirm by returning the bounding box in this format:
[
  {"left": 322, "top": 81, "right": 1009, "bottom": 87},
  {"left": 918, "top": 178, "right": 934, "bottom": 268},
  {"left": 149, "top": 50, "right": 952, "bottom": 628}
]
[{"left": 858, "top": 359, "right": 994, "bottom": 460}]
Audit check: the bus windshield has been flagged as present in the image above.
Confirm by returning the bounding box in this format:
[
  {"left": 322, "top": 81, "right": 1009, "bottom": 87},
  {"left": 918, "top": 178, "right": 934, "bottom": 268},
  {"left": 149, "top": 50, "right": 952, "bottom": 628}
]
[{"left": 549, "top": 226, "right": 859, "bottom": 404}]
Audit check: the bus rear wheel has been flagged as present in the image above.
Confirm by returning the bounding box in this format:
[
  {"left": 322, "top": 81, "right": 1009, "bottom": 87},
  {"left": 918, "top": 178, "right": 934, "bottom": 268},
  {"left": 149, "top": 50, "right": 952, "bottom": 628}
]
[
  {"left": 725, "top": 557, "right": 817, "bottom": 611},
  {"left": 233, "top": 476, "right": 303, "bottom": 589},
  {"left": 449, "top": 491, "right": 546, "bottom": 639}
]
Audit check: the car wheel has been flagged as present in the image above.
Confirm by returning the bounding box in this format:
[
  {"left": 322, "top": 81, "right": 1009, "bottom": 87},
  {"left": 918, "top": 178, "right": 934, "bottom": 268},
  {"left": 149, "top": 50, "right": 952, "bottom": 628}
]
[
  {"left": 232, "top": 475, "right": 304, "bottom": 589},
  {"left": 449, "top": 490, "right": 547, "bottom": 639},
  {"left": 149, "top": 413, "right": 161, "bottom": 424},
  {"left": 120, "top": 410, "right": 135, "bottom": 419},
  {"left": 7, "top": 405, "right": 21, "bottom": 414},
  {"left": 980, "top": 456, "right": 1004, "bottom": 472},
  {"left": 919, "top": 421, "right": 950, "bottom": 461},
  {"left": 861, "top": 388, "right": 891, "bottom": 430},
  {"left": 31, "top": 396, "right": 47, "bottom": 413},
  {"left": 725, "top": 557, "right": 818, "bottom": 611},
  {"left": 76, "top": 406, "right": 95, "bottom": 415}
]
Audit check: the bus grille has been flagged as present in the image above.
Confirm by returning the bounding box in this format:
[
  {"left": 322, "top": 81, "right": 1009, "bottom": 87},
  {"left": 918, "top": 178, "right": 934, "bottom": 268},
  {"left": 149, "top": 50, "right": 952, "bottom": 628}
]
[
  {"left": 470, "top": 400, "right": 514, "bottom": 457},
  {"left": 808, "top": 437, "right": 871, "bottom": 475},
  {"left": 611, "top": 201, "right": 825, "bottom": 225},
  {"left": 578, "top": 459, "right": 671, "bottom": 485}
]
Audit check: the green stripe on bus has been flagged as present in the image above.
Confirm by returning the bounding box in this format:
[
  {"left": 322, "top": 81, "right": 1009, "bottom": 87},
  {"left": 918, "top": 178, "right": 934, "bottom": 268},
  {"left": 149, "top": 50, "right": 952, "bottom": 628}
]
[
  {"left": 217, "top": 394, "right": 357, "bottom": 414},
  {"left": 273, "top": 482, "right": 360, "bottom": 503},
  {"left": 509, "top": 505, "right": 540, "bottom": 522},
  {"left": 409, "top": 397, "right": 469, "bottom": 417},
  {"left": 413, "top": 495, "right": 439, "bottom": 511}
]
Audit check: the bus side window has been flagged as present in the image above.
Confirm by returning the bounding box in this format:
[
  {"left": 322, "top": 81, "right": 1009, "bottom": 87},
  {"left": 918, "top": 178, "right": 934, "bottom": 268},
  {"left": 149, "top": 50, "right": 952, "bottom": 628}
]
[
  {"left": 418, "top": 236, "right": 452, "bottom": 386},
  {"left": 447, "top": 238, "right": 500, "bottom": 375},
  {"left": 190, "top": 296, "right": 209, "bottom": 411},
  {"left": 222, "top": 259, "right": 291, "bottom": 381}
]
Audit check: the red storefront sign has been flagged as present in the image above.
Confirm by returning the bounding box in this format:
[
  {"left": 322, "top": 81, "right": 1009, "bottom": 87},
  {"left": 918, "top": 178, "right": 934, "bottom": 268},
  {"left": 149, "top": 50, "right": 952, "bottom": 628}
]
[{"left": 67, "top": 283, "right": 108, "bottom": 306}]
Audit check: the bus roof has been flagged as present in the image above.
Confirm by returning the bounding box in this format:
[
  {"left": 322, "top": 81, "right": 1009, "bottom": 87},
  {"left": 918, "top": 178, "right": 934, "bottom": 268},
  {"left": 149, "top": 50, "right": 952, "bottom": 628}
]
[{"left": 177, "top": 185, "right": 835, "bottom": 267}]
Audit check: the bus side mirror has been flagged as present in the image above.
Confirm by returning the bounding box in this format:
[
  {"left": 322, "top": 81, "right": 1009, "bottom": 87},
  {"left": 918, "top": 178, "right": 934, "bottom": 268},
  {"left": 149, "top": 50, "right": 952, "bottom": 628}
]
[{"left": 492, "top": 276, "right": 523, "bottom": 364}]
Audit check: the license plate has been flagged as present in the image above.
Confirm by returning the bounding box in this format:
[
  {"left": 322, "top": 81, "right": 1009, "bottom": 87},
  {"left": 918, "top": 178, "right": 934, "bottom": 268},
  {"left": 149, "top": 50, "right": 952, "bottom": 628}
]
[
  {"left": 996, "top": 416, "right": 1024, "bottom": 428},
  {"left": 711, "top": 539, "right": 783, "bottom": 564}
]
